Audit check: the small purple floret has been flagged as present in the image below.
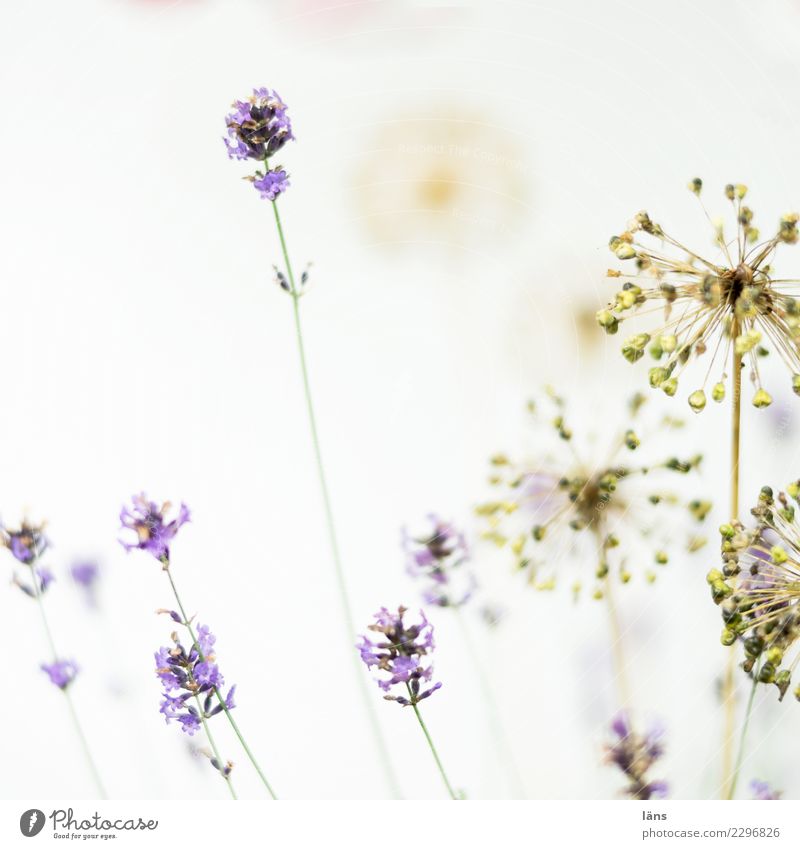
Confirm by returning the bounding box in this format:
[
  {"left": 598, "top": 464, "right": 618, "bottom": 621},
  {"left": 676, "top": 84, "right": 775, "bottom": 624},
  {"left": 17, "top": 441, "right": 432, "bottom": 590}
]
[
  {"left": 119, "top": 494, "right": 190, "bottom": 563},
  {"left": 41, "top": 659, "right": 79, "bottom": 690}
]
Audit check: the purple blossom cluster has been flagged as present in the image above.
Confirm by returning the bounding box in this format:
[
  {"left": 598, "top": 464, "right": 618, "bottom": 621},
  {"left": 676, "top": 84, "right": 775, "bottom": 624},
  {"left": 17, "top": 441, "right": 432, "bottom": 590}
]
[
  {"left": 155, "top": 623, "right": 236, "bottom": 736},
  {"left": 41, "top": 659, "right": 79, "bottom": 690},
  {"left": 224, "top": 88, "right": 294, "bottom": 202},
  {"left": 358, "top": 606, "right": 441, "bottom": 706},
  {"left": 605, "top": 712, "right": 668, "bottom": 800},
  {"left": 1, "top": 520, "right": 48, "bottom": 565},
  {"left": 403, "top": 515, "right": 475, "bottom": 608},
  {"left": 119, "top": 494, "right": 190, "bottom": 564}
]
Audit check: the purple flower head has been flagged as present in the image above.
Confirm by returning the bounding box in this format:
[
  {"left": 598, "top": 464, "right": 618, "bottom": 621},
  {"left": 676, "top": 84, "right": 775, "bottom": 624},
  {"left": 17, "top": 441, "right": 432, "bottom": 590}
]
[
  {"left": 41, "top": 659, "right": 79, "bottom": 690},
  {"left": 119, "top": 494, "right": 190, "bottom": 563},
  {"left": 1, "top": 520, "right": 48, "bottom": 565},
  {"left": 751, "top": 779, "right": 782, "bottom": 800},
  {"left": 154, "top": 623, "right": 236, "bottom": 736},
  {"left": 69, "top": 560, "right": 101, "bottom": 608},
  {"left": 252, "top": 168, "right": 290, "bottom": 201},
  {"left": 605, "top": 712, "right": 667, "bottom": 801},
  {"left": 357, "top": 606, "right": 441, "bottom": 706},
  {"left": 223, "top": 87, "right": 294, "bottom": 162},
  {"left": 402, "top": 515, "right": 475, "bottom": 608}
]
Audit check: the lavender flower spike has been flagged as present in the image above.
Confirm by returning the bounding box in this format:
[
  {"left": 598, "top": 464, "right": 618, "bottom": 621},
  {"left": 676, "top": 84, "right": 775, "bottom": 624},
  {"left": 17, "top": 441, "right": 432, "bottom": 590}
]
[
  {"left": 223, "top": 88, "right": 293, "bottom": 161},
  {"left": 358, "top": 606, "right": 458, "bottom": 798},
  {"left": 154, "top": 623, "right": 236, "bottom": 735},
  {"left": 358, "top": 606, "right": 441, "bottom": 707},
  {"left": 41, "top": 659, "right": 79, "bottom": 690},
  {"left": 224, "top": 87, "right": 295, "bottom": 202},
  {"left": 403, "top": 515, "right": 475, "bottom": 608},
  {"left": 605, "top": 711, "right": 668, "bottom": 800},
  {"left": 119, "top": 494, "right": 190, "bottom": 563}
]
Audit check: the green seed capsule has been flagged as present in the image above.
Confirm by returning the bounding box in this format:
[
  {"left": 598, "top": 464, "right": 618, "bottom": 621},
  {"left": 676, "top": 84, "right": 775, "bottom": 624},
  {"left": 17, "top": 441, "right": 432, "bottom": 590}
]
[
  {"left": 711, "top": 381, "right": 726, "bottom": 402},
  {"left": 661, "top": 378, "right": 678, "bottom": 397},
  {"left": 688, "top": 390, "right": 706, "bottom": 412},
  {"left": 753, "top": 388, "right": 772, "bottom": 408},
  {"left": 720, "top": 629, "right": 737, "bottom": 646},
  {"left": 615, "top": 244, "right": 636, "bottom": 260}
]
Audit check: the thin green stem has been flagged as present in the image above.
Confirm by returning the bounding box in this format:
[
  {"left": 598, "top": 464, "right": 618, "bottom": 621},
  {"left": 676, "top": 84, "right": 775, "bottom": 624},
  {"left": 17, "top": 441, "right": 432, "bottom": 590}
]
[
  {"left": 193, "top": 694, "right": 237, "bottom": 799},
  {"left": 454, "top": 608, "right": 526, "bottom": 798},
  {"left": 31, "top": 565, "right": 108, "bottom": 798},
  {"left": 407, "top": 686, "right": 458, "bottom": 800},
  {"left": 164, "top": 565, "right": 278, "bottom": 799},
  {"left": 269, "top": 197, "right": 402, "bottom": 798},
  {"left": 727, "top": 672, "right": 759, "bottom": 800},
  {"left": 721, "top": 337, "right": 743, "bottom": 798}
]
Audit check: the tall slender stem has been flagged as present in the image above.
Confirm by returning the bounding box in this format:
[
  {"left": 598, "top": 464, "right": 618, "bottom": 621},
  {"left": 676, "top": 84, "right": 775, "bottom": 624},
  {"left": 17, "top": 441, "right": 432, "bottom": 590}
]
[
  {"left": 603, "top": 573, "right": 632, "bottom": 710},
  {"left": 269, "top": 198, "right": 402, "bottom": 798},
  {"left": 727, "top": 671, "right": 759, "bottom": 800},
  {"left": 31, "top": 567, "right": 108, "bottom": 798},
  {"left": 454, "top": 608, "right": 526, "bottom": 797},
  {"left": 721, "top": 339, "right": 743, "bottom": 798},
  {"left": 407, "top": 687, "right": 458, "bottom": 800},
  {"left": 164, "top": 565, "right": 278, "bottom": 799},
  {"left": 596, "top": 527, "right": 632, "bottom": 710}
]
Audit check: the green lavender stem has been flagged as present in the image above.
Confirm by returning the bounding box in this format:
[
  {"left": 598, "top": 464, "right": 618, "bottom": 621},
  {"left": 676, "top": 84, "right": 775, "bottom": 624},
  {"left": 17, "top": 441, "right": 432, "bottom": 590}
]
[
  {"left": 269, "top": 197, "right": 402, "bottom": 798},
  {"left": 727, "top": 671, "right": 760, "bottom": 800},
  {"left": 407, "top": 685, "right": 458, "bottom": 800},
  {"left": 454, "top": 608, "right": 526, "bottom": 797},
  {"left": 193, "top": 694, "right": 237, "bottom": 799},
  {"left": 31, "top": 566, "right": 108, "bottom": 798},
  {"left": 165, "top": 565, "right": 278, "bottom": 799}
]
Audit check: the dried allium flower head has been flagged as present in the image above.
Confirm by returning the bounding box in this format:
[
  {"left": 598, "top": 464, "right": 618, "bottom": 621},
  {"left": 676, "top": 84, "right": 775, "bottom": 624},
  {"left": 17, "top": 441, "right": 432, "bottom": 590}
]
[
  {"left": 402, "top": 515, "right": 476, "bottom": 608},
  {"left": 224, "top": 87, "right": 294, "bottom": 202},
  {"left": 598, "top": 181, "right": 800, "bottom": 412},
  {"left": 119, "top": 494, "right": 190, "bottom": 564},
  {"left": 41, "top": 659, "right": 79, "bottom": 690},
  {"left": 155, "top": 623, "right": 236, "bottom": 737},
  {"left": 357, "top": 606, "right": 442, "bottom": 706},
  {"left": 1, "top": 519, "right": 48, "bottom": 565},
  {"left": 708, "top": 483, "right": 800, "bottom": 701},
  {"left": 478, "top": 390, "right": 710, "bottom": 597},
  {"left": 605, "top": 712, "right": 668, "bottom": 800}
]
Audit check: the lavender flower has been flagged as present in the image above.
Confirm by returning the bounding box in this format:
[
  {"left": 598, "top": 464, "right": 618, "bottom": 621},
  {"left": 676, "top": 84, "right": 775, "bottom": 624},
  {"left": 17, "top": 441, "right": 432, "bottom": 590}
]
[
  {"left": 1, "top": 520, "right": 48, "bottom": 565},
  {"left": 223, "top": 88, "right": 293, "bottom": 161},
  {"left": 751, "top": 779, "right": 782, "bottom": 800},
  {"left": 119, "top": 494, "right": 190, "bottom": 563},
  {"left": 605, "top": 712, "right": 668, "bottom": 800},
  {"left": 154, "top": 624, "right": 236, "bottom": 736},
  {"left": 252, "top": 169, "right": 290, "bottom": 201},
  {"left": 41, "top": 659, "right": 79, "bottom": 690},
  {"left": 403, "top": 515, "right": 476, "bottom": 608},
  {"left": 70, "top": 560, "right": 100, "bottom": 606},
  {"left": 357, "top": 606, "right": 441, "bottom": 706}
]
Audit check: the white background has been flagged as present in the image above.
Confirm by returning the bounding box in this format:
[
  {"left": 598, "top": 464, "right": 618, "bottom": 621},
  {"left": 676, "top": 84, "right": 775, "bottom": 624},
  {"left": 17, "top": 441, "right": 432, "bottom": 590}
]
[{"left": 3, "top": 0, "right": 800, "bottom": 801}]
